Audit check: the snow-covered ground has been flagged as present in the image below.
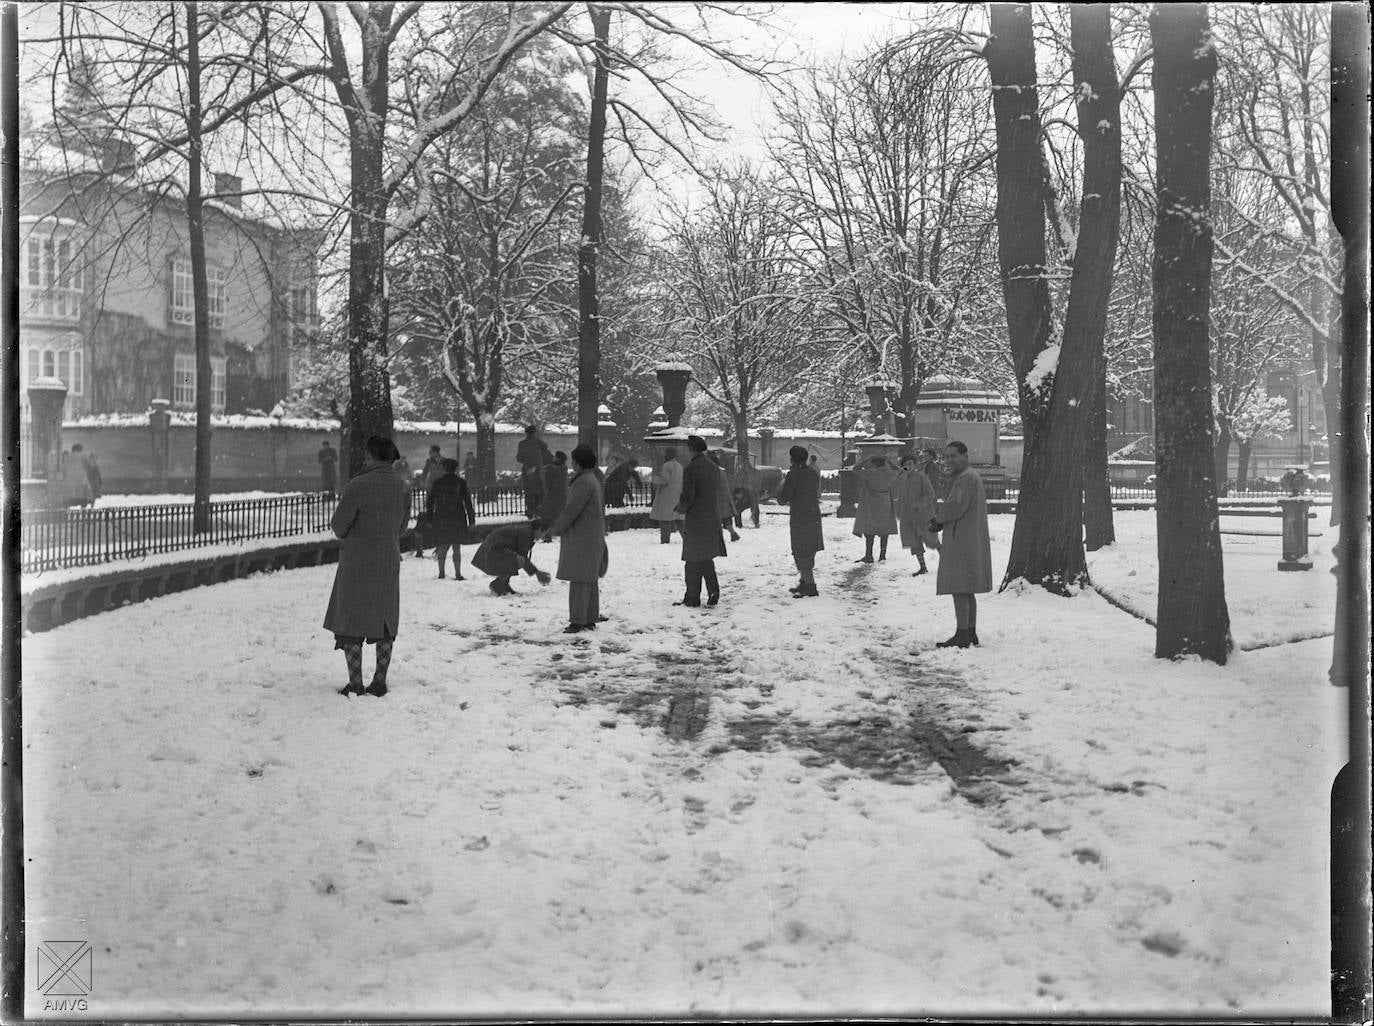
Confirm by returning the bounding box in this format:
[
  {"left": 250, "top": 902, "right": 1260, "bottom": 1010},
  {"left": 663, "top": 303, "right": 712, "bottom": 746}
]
[{"left": 20, "top": 509, "right": 1344, "bottom": 1019}]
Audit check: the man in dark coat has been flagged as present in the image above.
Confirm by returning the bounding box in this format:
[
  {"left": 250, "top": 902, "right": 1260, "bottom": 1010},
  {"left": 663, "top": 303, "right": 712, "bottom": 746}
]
[
  {"left": 544, "top": 444, "right": 609, "bottom": 633},
  {"left": 425, "top": 458, "right": 476, "bottom": 579},
  {"left": 931, "top": 439, "right": 992, "bottom": 649},
  {"left": 318, "top": 440, "right": 338, "bottom": 496},
  {"left": 674, "top": 435, "right": 727, "bottom": 607},
  {"left": 324, "top": 436, "right": 411, "bottom": 697},
  {"left": 540, "top": 451, "right": 570, "bottom": 527},
  {"left": 516, "top": 425, "right": 552, "bottom": 518},
  {"left": 778, "top": 444, "right": 824, "bottom": 597},
  {"left": 603, "top": 457, "right": 642, "bottom": 507},
  {"left": 471, "top": 521, "right": 551, "bottom": 595}
]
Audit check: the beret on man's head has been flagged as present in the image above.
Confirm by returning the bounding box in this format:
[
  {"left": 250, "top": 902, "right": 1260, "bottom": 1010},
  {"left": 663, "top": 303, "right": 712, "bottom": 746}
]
[{"left": 687, "top": 435, "right": 707, "bottom": 453}]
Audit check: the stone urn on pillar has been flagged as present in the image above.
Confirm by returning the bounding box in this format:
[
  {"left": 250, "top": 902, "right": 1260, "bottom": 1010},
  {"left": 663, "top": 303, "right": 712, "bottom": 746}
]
[
  {"left": 27, "top": 376, "right": 68, "bottom": 506},
  {"left": 864, "top": 377, "right": 899, "bottom": 438},
  {"left": 597, "top": 403, "right": 618, "bottom": 465},
  {"left": 654, "top": 363, "right": 693, "bottom": 429}
]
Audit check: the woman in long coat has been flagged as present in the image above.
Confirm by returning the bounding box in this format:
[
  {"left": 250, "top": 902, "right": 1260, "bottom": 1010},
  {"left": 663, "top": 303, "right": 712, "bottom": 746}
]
[
  {"left": 539, "top": 452, "right": 570, "bottom": 524},
  {"left": 893, "top": 453, "right": 940, "bottom": 576},
  {"left": 674, "top": 436, "right": 727, "bottom": 606},
  {"left": 545, "top": 444, "right": 609, "bottom": 633},
  {"left": 933, "top": 441, "right": 992, "bottom": 648},
  {"left": 324, "top": 436, "right": 412, "bottom": 697},
  {"left": 778, "top": 445, "right": 823, "bottom": 597},
  {"left": 649, "top": 449, "right": 684, "bottom": 544},
  {"left": 425, "top": 458, "right": 476, "bottom": 580},
  {"left": 851, "top": 453, "right": 899, "bottom": 562}
]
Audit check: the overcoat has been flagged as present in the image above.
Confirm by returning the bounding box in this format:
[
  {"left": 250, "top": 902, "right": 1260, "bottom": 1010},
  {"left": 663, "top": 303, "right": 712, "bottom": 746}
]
[
  {"left": 851, "top": 463, "right": 898, "bottom": 537},
  {"left": 539, "top": 463, "right": 570, "bottom": 522},
  {"left": 893, "top": 468, "right": 938, "bottom": 550},
  {"left": 323, "top": 462, "right": 412, "bottom": 638},
  {"left": 424, "top": 472, "right": 475, "bottom": 546},
  {"left": 549, "top": 467, "right": 609, "bottom": 582},
  {"left": 935, "top": 467, "right": 992, "bottom": 595},
  {"left": 778, "top": 463, "right": 824, "bottom": 558},
  {"left": 649, "top": 459, "right": 683, "bottom": 522},
  {"left": 713, "top": 465, "right": 734, "bottom": 519},
  {"left": 676, "top": 453, "right": 728, "bottom": 562},
  {"left": 471, "top": 522, "right": 538, "bottom": 578}
]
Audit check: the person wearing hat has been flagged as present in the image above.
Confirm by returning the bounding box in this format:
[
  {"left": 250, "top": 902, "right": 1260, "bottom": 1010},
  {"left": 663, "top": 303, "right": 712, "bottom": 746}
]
[
  {"left": 930, "top": 439, "right": 992, "bottom": 648},
  {"left": 543, "top": 444, "right": 609, "bottom": 633},
  {"left": 324, "top": 435, "right": 412, "bottom": 697},
  {"left": 894, "top": 451, "right": 940, "bottom": 576},
  {"left": 778, "top": 444, "right": 824, "bottom": 597},
  {"left": 540, "top": 450, "right": 571, "bottom": 526},
  {"left": 516, "top": 424, "right": 552, "bottom": 519},
  {"left": 674, "top": 435, "right": 728, "bottom": 607},
  {"left": 852, "top": 451, "right": 900, "bottom": 563},
  {"left": 424, "top": 457, "right": 476, "bottom": 579}
]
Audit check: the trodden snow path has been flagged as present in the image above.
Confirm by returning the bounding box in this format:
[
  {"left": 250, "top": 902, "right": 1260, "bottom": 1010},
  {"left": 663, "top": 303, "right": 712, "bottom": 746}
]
[{"left": 21, "top": 511, "right": 1342, "bottom": 1018}]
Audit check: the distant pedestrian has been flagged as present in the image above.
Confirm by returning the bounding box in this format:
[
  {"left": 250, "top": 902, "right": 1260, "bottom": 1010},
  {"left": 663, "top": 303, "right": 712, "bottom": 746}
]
[
  {"left": 540, "top": 451, "right": 570, "bottom": 527},
  {"left": 516, "top": 424, "right": 552, "bottom": 518},
  {"left": 894, "top": 452, "right": 939, "bottom": 576},
  {"left": 778, "top": 444, "right": 824, "bottom": 598},
  {"left": 922, "top": 446, "right": 948, "bottom": 501},
  {"left": 931, "top": 440, "right": 992, "bottom": 649},
  {"left": 425, "top": 458, "right": 475, "bottom": 580},
  {"left": 85, "top": 452, "right": 103, "bottom": 504},
  {"left": 471, "top": 520, "right": 551, "bottom": 596},
  {"left": 649, "top": 448, "right": 684, "bottom": 544},
  {"left": 852, "top": 452, "right": 899, "bottom": 563},
  {"left": 61, "top": 444, "right": 93, "bottom": 508},
  {"left": 544, "top": 444, "right": 609, "bottom": 633},
  {"left": 463, "top": 451, "right": 479, "bottom": 480},
  {"left": 421, "top": 445, "right": 446, "bottom": 490},
  {"left": 707, "top": 451, "right": 740, "bottom": 542},
  {"left": 324, "top": 435, "right": 411, "bottom": 697},
  {"left": 318, "top": 440, "right": 338, "bottom": 496},
  {"left": 674, "top": 435, "right": 727, "bottom": 607},
  {"left": 603, "top": 457, "right": 641, "bottom": 508}
]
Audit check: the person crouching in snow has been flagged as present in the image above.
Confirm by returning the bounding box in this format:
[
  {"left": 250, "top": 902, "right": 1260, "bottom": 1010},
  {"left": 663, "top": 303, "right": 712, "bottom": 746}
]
[
  {"left": 542, "top": 444, "right": 609, "bottom": 633},
  {"left": 471, "top": 520, "right": 551, "bottom": 596},
  {"left": 324, "top": 435, "right": 412, "bottom": 698}
]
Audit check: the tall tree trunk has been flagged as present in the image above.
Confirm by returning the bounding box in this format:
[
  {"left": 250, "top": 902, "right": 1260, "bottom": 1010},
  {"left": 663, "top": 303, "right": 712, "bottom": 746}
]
[
  {"left": 1000, "top": 4, "right": 1120, "bottom": 592},
  {"left": 344, "top": 19, "right": 395, "bottom": 476},
  {"left": 1235, "top": 439, "right": 1252, "bottom": 490},
  {"left": 576, "top": 4, "right": 612, "bottom": 451},
  {"left": 1150, "top": 3, "right": 1230, "bottom": 663},
  {"left": 474, "top": 414, "right": 497, "bottom": 489},
  {"left": 186, "top": 2, "right": 212, "bottom": 535},
  {"left": 985, "top": 4, "right": 1054, "bottom": 454},
  {"left": 1328, "top": 7, "right": 1370, "bottom": 1016},
  {"left": 1213, "top": 421, "right": 1232, "bottom": 493},
  {"left": 732, "top": 409, "right": 750, "bottom": 465},
  {"left": 1083, "top": 361, "right": 1114, "bottom": 549}
]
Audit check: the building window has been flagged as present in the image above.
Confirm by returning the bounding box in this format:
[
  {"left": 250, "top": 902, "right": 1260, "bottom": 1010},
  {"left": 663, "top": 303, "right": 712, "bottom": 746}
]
[
  {"left": 170, "top": 258, "right": 227, "bottom": 328},
  {"left": 289, "top": 280, "right": 318, "bottom": 326},
  {"left": 24, "top": 344, "right": 84, "bottom": 394},
  {"left": 173, "top": 352, "right": 226, "bottom": 412},
  {"left": 21, "top": 231, "right": 83, "bottom": 322}
]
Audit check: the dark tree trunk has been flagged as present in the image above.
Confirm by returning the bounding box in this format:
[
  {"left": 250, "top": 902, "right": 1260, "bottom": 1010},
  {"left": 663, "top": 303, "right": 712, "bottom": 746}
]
[
  {"left": 985, "top": 4, "right": 1055, "bottom": 454},
  {"left": 1083, "top": 359, "right": 1114, "bottom": 549},
  {"left": 576, "top": 4, "right": 612, "bottom": 451},
  {"left": 186, "top": 3, "right": 212, "bottom": 534},
  {"left": 1213, "top": 422, "right": 1232, "bottom": 494},
  {"left": 474, "top": 417, "right": 497, "bottom": 488},
  {"left": 1329, "top": 8, "right": 1370, "bottom": 1017},
  {"left": 732, "top": 409, "right": 750, "bottom": 465},
  {"left": 1150, "top": 3, "right": 1230, "bottom": 663},
  {"left": 1235, "top": 439, "right": 1252, "bottom": 491},
  {"left": 1000, "top": 4, "right": 1121, "bottom": 592}
]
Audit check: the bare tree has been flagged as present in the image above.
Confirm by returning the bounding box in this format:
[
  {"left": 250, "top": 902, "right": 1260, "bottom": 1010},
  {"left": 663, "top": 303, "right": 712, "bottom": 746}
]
[{"left": 1150, "top": 2, "right": 1230, "bottom": 664}]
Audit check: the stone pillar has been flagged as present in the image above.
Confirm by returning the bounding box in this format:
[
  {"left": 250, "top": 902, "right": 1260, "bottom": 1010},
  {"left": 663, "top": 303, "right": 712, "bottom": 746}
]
[
  {"left": 655, "top": 365, "right": 693, "bottom": 428},
  {"left": 148, "top": 397, "right": 172, "bottom": 491},
  {"left": 757, "top": 427, "right": 775, "bottom": 466},
  {"left": 1278, "top": 497, "right": 1313, "bottom": 571},
  {"left": 597, "top": 404, "right": 617, "bottom": 465},
  {"left": 864, "top": 382, "right": 892, "bottom": 437}
]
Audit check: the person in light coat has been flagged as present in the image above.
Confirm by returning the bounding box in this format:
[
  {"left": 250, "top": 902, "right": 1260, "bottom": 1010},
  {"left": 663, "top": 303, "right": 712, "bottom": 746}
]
[
  {"left": 324, "top": 436, "right": 411, "bottom": 697},
  {"left": 544, "top": 444, "right": 609, "bottom": 633},
  {"left": 893, "top": 452, "right": 940, "bottom": 576},
  {"left": 778, "top": 445, "right": 824, "bottom": 597},
  {"left": 931, "top": 439, "right": 992, "bottom": 648},
  {"left": 674, "top": 435, "right": 727, "bottom": 607},
  {"left": 649, "top": 448, "right": 684, "bottom": 544},
  {"left": 851, "top": 452, "right": 899, "bottom": 562}
]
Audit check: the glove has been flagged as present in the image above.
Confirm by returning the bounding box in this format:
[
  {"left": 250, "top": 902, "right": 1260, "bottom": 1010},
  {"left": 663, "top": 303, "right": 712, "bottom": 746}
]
[{"left": 535, "top": 570, "right": 552, "bottom": 586}]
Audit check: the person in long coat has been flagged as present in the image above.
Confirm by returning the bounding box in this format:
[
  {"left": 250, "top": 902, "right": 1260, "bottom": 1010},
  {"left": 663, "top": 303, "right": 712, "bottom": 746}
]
[
  {"left": 603, "top": 457, "right": 641, "bottom": 508},
  {"left": 851, "top": 452, "right": 899, "bottom": 562},
  {"left": 539, "top": 451, "right": 570, "bottom": 526},
  {"left": 893, "top": 452, "right": 940, "bottom": 576},
  {"left": 674, "top": 435, "right": 727, "bottom": 607},
  {"left": 425, "top": 458, "right": 476, "bottom": 580},
  {"left": 471, "top": 521, "right": 550, "bottom": 595},
  {"left": 931, "top": 439, "right": 992, "bottom": 648},
  {"left": 649, "top": 449, "right": 684, "bottom": 544},
  {"left": 516, "top": 425, "right": 551, "bottom": 518},
  {"left": 318, "top": 440, "right": 338, "bottom": 496},
  {"left": 707, "top": 451, "right": 741, "bottom": 542},
  {"left": 778, "top": 444, "right": 824, "bottom": 598},
  {"left": 544, "top": 444, "right": 609, "bottom": 633},
  {"left": 324, "top": 435, "right": 412, "bottom": 697}
]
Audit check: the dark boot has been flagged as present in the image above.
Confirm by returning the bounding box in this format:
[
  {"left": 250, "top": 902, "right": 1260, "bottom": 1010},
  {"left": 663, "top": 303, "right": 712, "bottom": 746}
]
[
  {"left": 935, "top": 630, "right": 972, "bottom": 649},
  {"left": 365, "top": 640, "right": 393, "bottom": 696}
]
